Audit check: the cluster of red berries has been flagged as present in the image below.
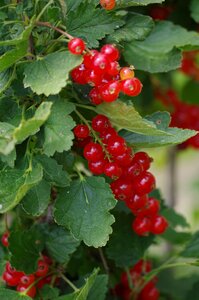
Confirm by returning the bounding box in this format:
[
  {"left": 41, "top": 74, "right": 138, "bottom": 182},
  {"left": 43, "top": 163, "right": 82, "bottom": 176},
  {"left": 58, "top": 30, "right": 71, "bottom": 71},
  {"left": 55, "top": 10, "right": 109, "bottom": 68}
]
[
  {"left": 73, "top": 114, "right": 168, "bottom": 236},
  {"left": 181, "top": 51, "right": 199, "bottom": 81},
  {"left": 113, "top": 259, "right": 159, "bottom": 300},
  {"left": 68, "top": 38, "right": 142, "bottom": 105},
  {"left": 149, "top": 5, "right": 172, "bottom": 20},
  {"left": 2, "top": 257, "right": 52, "bottom": 298},
  {"left": 155, "top": 89, "right": 199, "bottom": 149},
  {"left": 100, "top": 0, "right": 116, "bottom": 10}
]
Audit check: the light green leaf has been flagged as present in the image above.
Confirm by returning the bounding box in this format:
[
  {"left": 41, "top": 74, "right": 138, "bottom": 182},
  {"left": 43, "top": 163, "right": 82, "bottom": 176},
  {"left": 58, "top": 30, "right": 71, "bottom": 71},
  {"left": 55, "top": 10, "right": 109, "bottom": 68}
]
[
  {"left": 96, "top": 101, "right": 169, "bottom": 135},
  {"left": 0, "top": 149, "right": 16, "bottom": 168},
  {"left": 9, "top": 227, "right": 44, "bottom": 274},
  {"left": 0, "top": 289, "right": 31, "bottom": 300},
  {"left": 65, "top": 1, "right": 124, "bottom": 48},
  {"left": 121, "top": 111, "right": 197, "bottom": 148},
  {"left": 87, "top": 275, "right": 108, "bottom": 300},
  {"left": 45, "top": 225, "right": 80, "bottom": 264},
  {"left": 0, "top": 163, "right": 43, "bottom": 213},
  {"left": 190, "top": 0, "right": 199, "bottom": 22},
  {"left": 0, "top": 122, "right": 15, "bottom": 155},
  {"left": 0, "top": 67, "right": 15, "bottom": 94},
  {"left": 54, "top": 177, "right": 116, "bottom": 247},
  {"left": 181, "top": 231, "right": 199, "bottom": 258},
  {"left": 21, "top": 180, "right": 51, "bottom": 216},
  {"left": 117, "top": 0, "right": 165, "bottom": 7},
  {"left": 23, "top": 51, "right": 82, "bottom": 96},
  {"left": 43, "top": 100, "right": 75, "bottom": 156}
]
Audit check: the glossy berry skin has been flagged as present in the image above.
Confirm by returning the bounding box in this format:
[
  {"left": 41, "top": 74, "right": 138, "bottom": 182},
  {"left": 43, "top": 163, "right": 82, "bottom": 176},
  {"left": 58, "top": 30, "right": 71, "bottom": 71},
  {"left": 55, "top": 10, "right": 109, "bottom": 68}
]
[
  {"left": 100, "top": 127, "right": 118, "bottom": 144},
  {"left": 139, "top": 198, "right": 160, "bottom": 217},
  {"left": 121, "top": 77, "right": 143, "bottom": 96},
  {"left": 71, "top": 64, "right": 87, "bottom": 84},
  {"left": 133, "top": 151, "right": 152, "bottom": 171},
  {"left": 124, "top": 161, "right": 143, "bottom": 179},
  {"left": 89, "top": 87, "right": 103, "bottom": 105},
  {"left": 20, "top": 274, "right": 35, "bottom": 287},
  {"left": 35, "top": 260, "right": 49, "bottom": 277},
  {"left": 83, "top": 50, "right": 98, "bottom": 68},
  {"left": 139, "top": 282, "right": 160, "bottom": 300},
  {"left": 99, "top": 80, "right": 120, "bottom": 102},
  {"left": 91, "top": 53, "right": 110, "bottom": 74},
  {"left": 107, "top": 61, "right": 120, "bottom": 76},
  {"left": 3, "top": 271, "right": 21, "bottom": 286},
  {"left": 151, "top": 215, "right": 168, "bottom": 234},
  {"left": 73, "top": 125, "right": 90, "bottom": 139},
  {"left": 68, "top": 38, "right": 85, "bottom": 55},
  {"left": 101, "top": 44, "right": 120, "bottom": 61},
  {"left": 133, "top": 171, "right": 156, "bottom": 196},
  {"left": 5, "top": 262, "right": 24, "bottom": 278},
  {"left": 113, "top": 147, "right": 133, "bottom": 167},
  {"left": 107, "top": 136, "right": 127, "bottom": 156},
  {"left": 104, "top": 162, "right": 122, "bottom": 179},
  {"left": 88, "top": 159, "right": 107, "bottom": 175},
  {"left": 126, "top": 194, "right": 148, "bottom": 212},
  {"left": 132, "top": 216, "right": 151, "bottom": 236},
  {"left": 76, "top": 136, "right": 92, "bottom": 148},
  {"left": 1, "top": 231, "right": 9, "bottom": 247},
  {"left": 83, "top": 142, "right": 104, "bottom": 162},
  {"left": 100, "top": 0, "right": 116, "bottom": 10},
  {"left": 92, "top": 114, "right": 111, "bottom": 132},
  {"left": 111, "top": 178, "right": 133, "bottom": 201},
  {"left": 120, "top": 67, "right": 135, "bottom": 80},
  {"left": 85, "top": 69, "right": 103, "bottom": 86},
  {"left": 17, "top": 284, "right": 37, "bottom": 298}
]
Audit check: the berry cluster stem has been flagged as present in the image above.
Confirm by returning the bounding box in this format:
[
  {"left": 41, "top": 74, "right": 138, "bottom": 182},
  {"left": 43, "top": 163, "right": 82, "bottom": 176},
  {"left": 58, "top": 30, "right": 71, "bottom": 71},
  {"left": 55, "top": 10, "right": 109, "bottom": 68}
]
[
  {"left": 36, "top": 21, "right": 73, "bottom": 40},
  {"left": 59, "top": 273, "right": 79, "bottom": 292}
]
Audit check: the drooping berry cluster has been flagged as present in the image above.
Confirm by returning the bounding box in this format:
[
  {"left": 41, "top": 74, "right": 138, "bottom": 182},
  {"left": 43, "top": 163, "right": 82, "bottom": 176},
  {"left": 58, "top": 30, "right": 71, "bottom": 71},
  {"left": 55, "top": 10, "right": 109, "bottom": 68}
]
[
  {"left": 113, "top": 259, "right": 159, "bottom": 300},
  {"left": 73, "top": 114, "right": 168, "bottom": 236},
  {"left": 68, "top": 39, "right": 143, "bottom": 105},
  {"left": 149, "top": 5, "right": 172, "bottom": 20},
  {"left": 2, "top": 254, "right": 54, "bottom": 298},
  {"left": 181, "top": 51, "right": 199, "bottom": 81},
  {"left": 155, "top": 89, "right": 199, "bottom": 149},
  {"left": 100, "top": 0, "right": 116, "bottom": 10}
]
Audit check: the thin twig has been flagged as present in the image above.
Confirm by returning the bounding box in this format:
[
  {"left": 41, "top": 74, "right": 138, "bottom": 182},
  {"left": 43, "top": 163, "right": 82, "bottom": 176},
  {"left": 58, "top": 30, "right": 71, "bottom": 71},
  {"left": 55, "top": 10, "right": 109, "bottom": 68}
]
[
  {"left": 98, "top": 248, "right": 110, "bottom": 275},
  {"left": 36, "top": 21, "right": 73, "bottom": 39},
  {"left": 59, "top": 273, "right": 79, "bottom": 292}
]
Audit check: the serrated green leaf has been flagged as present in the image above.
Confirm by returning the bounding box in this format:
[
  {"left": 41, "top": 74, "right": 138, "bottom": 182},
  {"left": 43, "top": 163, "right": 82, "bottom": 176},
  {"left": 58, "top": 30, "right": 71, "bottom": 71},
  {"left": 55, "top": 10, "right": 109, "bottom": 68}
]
[
  {"left": 9, "top": 227, "right": 44, "bottom": 274},
  {"left": 36, "top": 155, "right": 70, "bottom": 187},
  {"left": 55, "top": 269, "right": 99, "bottom": 300},
  {"left": 65, "top": 1, "right": 124, "bottom": 48},
  {"left": 0, "top": 289, "right": 31, "bottom": 300},
  {"left": 0, "top": 67, "right": 15, "bottom": 94},
  {"left": 43, "top": 100, "right": 75, "bottom": 156},
  {"left": 96, "top": 101, "right": 169, "bottom": 135},
  {"left": 21, "top": 180, "right": 51, "bottom": 216},
  {"left": 106, "top": 212, "right": 154, "bottom": 267},
  {"left": 181, "top": 231, "right": 199, "bottom": 258},
  {"left": 23, "top": 51, "right": 82, "bottom": 96},
  {"left": 65, "top": 0, "right": 82, "bottom": 14},
  {"left": 87, "top": 275, "right": 108, "bottom": 300},
  {"left": 190, "top": 0, "right": 199, "bottom": 22},
  {"left": 0, "top": 22, "right": 33, "bottom": 46},
  {"left": 121, "top": 111, "right": 197, "bottom": 148},
  {"left": 45, "top": 225, "right": 80, "bottom": 264},
  {"left": 0, "top": 163, "right": 43, "bottom": 213},
  {"left": 110, "top": 13, "right": 154, "bottom": 42},
  {"left": 54, "top": 177, "right": 116, "bottom": 247},
  {"left": 117, "top": 0, "right": 165, "bottom": 7}
]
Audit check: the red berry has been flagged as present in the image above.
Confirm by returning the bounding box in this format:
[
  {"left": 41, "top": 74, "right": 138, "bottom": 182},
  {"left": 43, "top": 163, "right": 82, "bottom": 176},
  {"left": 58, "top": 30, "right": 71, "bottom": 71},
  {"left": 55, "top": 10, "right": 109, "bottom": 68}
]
[
  {"left": 110, "top": 178, "right": 133, "bottom": 201},
  {"left": 149, "top": 5, "right": 171, "bottom": 20},
  {"left": 75, "top": 136, "right": 92, "bottom": 148},
  {"left": 17, "top": 284, "right": 37, "bottom": 298},
  {"left": 151, "top": 215, "right": 168, "bottom": 235},
  {"left": 85, "top": 69, "right": 103, "bottom": 86},
  {"left": 132, "top": 216, "right": 151, "bottom": 236},
  {"left": 101, "top": 44, "right": 120, "bottom": 61},
  {"left": 91, "top": 53, "right": 110, "bottom": 74},
  {"left": 112, "top": 147, "right": 133, "bottom": 167},
  {"left": 124, "top": 161, "right": 143, "bottom": 179},
  {"left": 133, "top": 152, "right": 152, "bottom": 171},
  {"left": 92, "top": 114, "right": 111, "bottom": 132},
  {"left": 71, "top": 64, "right": 87, "bottom": 84},
  {"left": 100, "top": 0, "right": 116, "bottom": 10},
  {"left": 121, "top": 77, "right": 143, "bottom": 96},
  {"left": 74, "top": 125, "right": 90, "bottom": 139},
  {"left": 120, "top": 67, "right": 135, "bottom": 80},
  {"left": 37, "top": 276, "right": 52, "bottom": 289},
  {"left": 104, "top": 162, "right": 122, "bottom": 179},
  {"left": 133, "top": 171, "right": 156, "bottom": 196},
  {"left": 100, "top": 127, "right": 118, "bottom": 144},
  {"left": 5, "top": 262, "right": 24, "bottom": 278},
  {"left": 139, "top": 282, "right": 160, "bottom": 300},
  {"left": 3, "top": 271, "right": 21, "bottom": 286},
  {"left": 42, "top": 255, "right": 53, "bottom": 266},
  {"left": 20, "top": 274, "right": 35, "bottom": 287},
  {"left": 1, "top": 232, "right": 9, "bottom": 247},
  {"left": 120, "top": 269, "right": 138, "bottom": 288},
  {"left": 126, "top": 194, "right": 148, "bottom": 212},
  {"left": 83, "top": 142, "right": 104, "bottom": 162},
  {"left": 89, "top": 87, "right": 103, "bottom": 105},
  {"left": 99, "top": 80, "right": 120, "bottom": 102},
  {"left": 107, "top": 136, "right": 127, "bottom": 156},
  {"left": 68, "top": 38, "right": 85, "bottom": 55},
  {"left": 88, "top": 159, "right": 107, "bottom": 175},
  {"left": 83, "top": 50, "right": 98, "bottom": 68},
  {"left": 133, "top": 259, "right": 152, "bottom": 274},
  {"left": 107, "top": 61, "right": 120, "bottom": 76},
  {"left": 35, "top": 260, "right": 49, "bottom": 277},
  {"left": 139, "top": 198, "right": 160, "bottom": 217}
]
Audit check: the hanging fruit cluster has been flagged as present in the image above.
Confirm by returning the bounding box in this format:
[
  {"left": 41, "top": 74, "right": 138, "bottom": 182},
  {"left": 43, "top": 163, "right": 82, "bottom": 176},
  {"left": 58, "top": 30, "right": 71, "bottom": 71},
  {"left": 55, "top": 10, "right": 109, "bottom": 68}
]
[
  {"left": 181, "top": 51, "right": 199, "bottom": 81},
  {"left": 113, "top": 259, "right": 159, "bottom": 300},
  {"left": 68, "top": 38, "right": 143, "bottom": 105},
  {"left": 74, "top": 114, "right": 168, "bottom": 237}
]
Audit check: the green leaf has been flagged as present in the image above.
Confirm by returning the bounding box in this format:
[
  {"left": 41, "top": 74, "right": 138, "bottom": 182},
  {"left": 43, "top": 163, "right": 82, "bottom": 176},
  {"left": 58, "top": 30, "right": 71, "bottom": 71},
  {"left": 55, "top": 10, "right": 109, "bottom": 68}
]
[
  {"left": 23, "top": 51, "right": 82, "bottom": 96},
  {"left": 96, "top": 101, "right": 169, "bottom": 135},
  {"left": 186, "top": 281, "right": 199, "bottom": 300},
  {"left": 0, "top": 163, "right": 43, "bottom": 213},
  {"left": 110, "top": 13, "right": 154, "bottom": 43},
  {"left": 39, "top": 285, "right": 60, "bottom": 300},
  {"left": 0, "top": 122, "right": 16, "bottom": 155},
  {"left": 121, "top": 111, "right": 197, "bottom": 148},
  {"left": 0, "top": 289, "right": 31, "bottom": 300},
  {"left": 162, "top": 227, "right": 191, "bottom": 245},
  {"left": 65, "top": 1, "right": 124, "bottom": 48},
  {"left": 181, "top": 80, "right": 199, "bottom": 104},
  {"left": 87, "top": 275, "right": 108, "bottom": 300},
  {"left": 0, "top": 22, "right": 34, "bottom": 46},
  {"left": 9, "top": 227, "right": 44, "bottom": 274},
  {"left": 21, "top": 180, "right": 51, "bottom": 216},
  {"left": 181, "top": 231, "right": 199, "bottom": 258},
  {"left": 190, "top": 0, "right": 199, "bottom": 22},
  {"left": 0, "top": 149, "right": 16, "bottom": 168},
  {"left": 45, "top": 225, "right": 80, "bottom": 264},
  {"left": 161, "top": 207, "right": 190, "bottom": 228},
  {"left": 55, "top": 269, "right": 99, "bottom": 300},
  {"left": 117, "top": 0, "right": 165, "bottom": 7},
  {"left": 36, "top": 155, "right": 70, "bottom": 187},
  {"left": 43, "top": 100, "right": 75, "bottom": 156},
  {"left": 54, "top": 177, "right": 116, "bottom": 247},
  {"left": 106, "top": 212, "right": 154, "bottom": 267},
  {"left": 0, "top": 67, "right": 15, "bottom": 94}
]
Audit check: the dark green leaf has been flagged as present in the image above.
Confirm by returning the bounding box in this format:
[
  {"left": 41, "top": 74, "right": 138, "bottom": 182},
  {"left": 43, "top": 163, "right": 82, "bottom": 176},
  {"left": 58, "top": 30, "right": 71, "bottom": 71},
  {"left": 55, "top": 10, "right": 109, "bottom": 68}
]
[
  {"left": 39, "top": 285, "right": 60, "bottom": 300},
  {"left": 190, "top": 0, "right": 199, "bottom": 22},
  {"left": 87, "top": 275, "right": 108, "bottom": 300},
  {"left": 181, "top": 231, "right": 199, "bottom": 258},
  {"left": 186, "top": 281, "right": 199, "bottom": 300},
  {"left": 54, "top": 177, "right": 116, "bottom": 247},
  {"left": 0, "top": 67, "right": 15, "bottom": 94},
  {"left": 161, "top": 207, "right": 190, "bottom": 228},
  {"left": 0, "top": 289, "right": 31, "bottom": 300}
]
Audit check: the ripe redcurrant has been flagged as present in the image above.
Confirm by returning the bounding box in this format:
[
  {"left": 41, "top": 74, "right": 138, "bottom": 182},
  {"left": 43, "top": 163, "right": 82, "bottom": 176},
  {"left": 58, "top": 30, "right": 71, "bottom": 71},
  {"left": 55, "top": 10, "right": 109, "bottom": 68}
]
[
  {"left": 92, "top": 115, "right": 111, "bottom": 132},
  {"left": 1, "top": 231, "right": 9, "bottom": 247},
  {"left": 100, "top": 0, "right": 116, "bottom": 10},
  {"left": 73, "top": 125, "right": 90, "bottom": 139},
  {"left": 151, "top": 215, "right": 168, "bottom": 234},
  {"left": 68, "top": 38, "right": 85, "bottom": 55},
  {"left": 101, "top": 44, "right": 120, "bottom": 61},
  {"left": 83, "top": 142, "right": 104, "bottom": 162}
]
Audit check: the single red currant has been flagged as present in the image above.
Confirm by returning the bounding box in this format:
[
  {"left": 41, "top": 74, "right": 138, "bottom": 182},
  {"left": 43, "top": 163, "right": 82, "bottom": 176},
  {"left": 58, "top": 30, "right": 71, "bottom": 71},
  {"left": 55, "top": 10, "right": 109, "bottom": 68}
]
[
  {"left": 89, "top": 87, "right": 103, "bottom": 105},
  {"left": 85, "top": 69, "right": 103, "bottom": 86},
  {"left": 132, "top": 152, "right": 152, "bottom": 171},
  {"left": 120, "top": 67, "right": 135, "bottom": 80},
  {"left": 99, "top": 80, "right": 120, "bottom": 102},
  {"left": 133, "top": 171, "right": 156, "bottom": 196},
  {"left": 132, "top": 216, "right": 151, "bottom": 236},
  {"left": 107, "top": 61, "right": 120, "bottom": 76},
  {"left": 150, "top": 215, "right": 168, "bottom": 235},
  {"left": 35, "top": 260, "right": 49, "bottom": 277},
  {"left": 92, "top": 114, "right": 111, "bottom": 132},
  {"left": 5, "top": 262, "right": 24, "bottom": 278},
  {"left": 107, "top": 136, "right": 127, "bottom": 156},
  {"left": 88, "top": 159, "right": 107, "bottom": 175},
  {"left": 73, "top": 125, "right": 90, "bottom": 139},
  {"left": 20, "top": 274, "right": 35, "bottom": 287},
  {"left": 112, "top": 147, "right": 133, "bottom": 167},
  {"left": 121, "top": 77, "right": 143, "bottom": 97},
  {"left": 133, "top": 259, "right": 152, "bottom": 274},
  {"left": 75, "top": 136, "right": 92, "bottom": 148},
  {"left": 83, "top": 50, "right": 98, "bottom": 68},
  {"left": 124, "top": 161, "right": 143, "bottom": 179},
  {"left": 83, "top": 142, "right": 104, "bottom": 162},
  {"left": 100, "top": 0, "right": 116, "bottom": 10},
  {"left": 3, "top": 271, "right": 21, "bottom": 286},
  {"left": 1, "top": 231, "right": 9, "bottom": 247},
  {"left": 71, "top": 64, "right": 87, "bottom": 84},
  {"left": 68, "top": 38, "right": 85, "bottom": 55},
  {"left": 110, "top": 178, "right": 133, "bottom": 201},
  {"left": 126, "top": 194, "right": 148, "bottom": 212},
  {"left": 91, "top": 53, "right": 110, "bottom": 74},
  {"left": 101, "top": 44, "right": 120, "bottom": 61},
  {"left": 104, "top": 162, "right": 122, "bottom": 179},
  {"left": 100, "top": 127, "right": 118, "bottom": 144},
  {"left": 139, "top": 198, "right": 160, "bottom": 217}
]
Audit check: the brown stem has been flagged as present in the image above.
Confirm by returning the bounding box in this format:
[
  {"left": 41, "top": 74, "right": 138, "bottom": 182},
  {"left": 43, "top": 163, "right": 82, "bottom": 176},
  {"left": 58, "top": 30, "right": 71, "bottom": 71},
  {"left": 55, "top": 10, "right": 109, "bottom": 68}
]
[
  {"left": 98, "top": 248, "right": 110, "bottom": 275},
  {"left": 36, "top": 21, "right": 73, "bottom": 40}
]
